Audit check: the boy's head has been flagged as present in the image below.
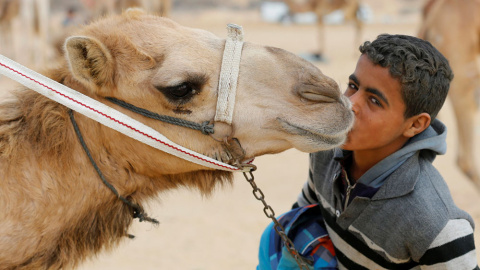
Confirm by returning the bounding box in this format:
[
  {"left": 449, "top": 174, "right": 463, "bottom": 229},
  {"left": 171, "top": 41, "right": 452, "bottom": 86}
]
[
  {"left": 342, "top": 34, "right": 452, "bottom": 160},
  {"left": 359, "top": 34, "right": 453, "bottom": 121}
]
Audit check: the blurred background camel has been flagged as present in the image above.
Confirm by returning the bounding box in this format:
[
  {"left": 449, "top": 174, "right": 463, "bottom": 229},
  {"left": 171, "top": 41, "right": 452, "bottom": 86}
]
[
  {"left": 0, "top": 0, "right": 171, "bottom": 69},
  {"left": 418, "top": 0, "right": 480, "bottom": 189},
  {"left": 283, "top": 0, "right": 363, "bottom": 60},
  {"left": 81, "top": 0, "right": 171, "bottom": 19},
  {"left": 0, "top": 0, "right": 50, "bottom": 67}
]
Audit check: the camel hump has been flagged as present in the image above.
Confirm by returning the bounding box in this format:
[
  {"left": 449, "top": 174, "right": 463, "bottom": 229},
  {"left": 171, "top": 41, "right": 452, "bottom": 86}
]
[{"left": 417, "top": 0, "right": 447, "bottom": 39}]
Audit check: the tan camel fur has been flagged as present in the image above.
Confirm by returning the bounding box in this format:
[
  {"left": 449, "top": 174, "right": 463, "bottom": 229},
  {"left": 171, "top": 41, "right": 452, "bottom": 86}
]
[
  {"left": 418, "top": 0, "right": 480, "bottom": 189},
  {"left": 283, "top": 0, "right": 363, "bottom": 58},
  {"left": 0, "top": 9, "right": 353, "bottom": 269}
]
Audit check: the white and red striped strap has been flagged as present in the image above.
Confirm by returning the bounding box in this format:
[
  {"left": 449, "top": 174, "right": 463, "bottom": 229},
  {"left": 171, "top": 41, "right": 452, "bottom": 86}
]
[{"left": 0, "top": 53, "right": 253, "bottom": 172}]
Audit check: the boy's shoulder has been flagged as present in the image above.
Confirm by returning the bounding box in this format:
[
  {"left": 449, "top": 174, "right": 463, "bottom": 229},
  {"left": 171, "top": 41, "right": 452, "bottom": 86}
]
[
  {"left": 354, "top": 155, "right": 474, "bottom": 260},
  {"left": 376, "top": 154, "right": 470, "bottom": 222}
]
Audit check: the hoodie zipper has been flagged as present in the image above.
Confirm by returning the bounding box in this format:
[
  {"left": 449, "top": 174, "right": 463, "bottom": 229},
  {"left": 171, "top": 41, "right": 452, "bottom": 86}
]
[{"left": 342, "top": 168, "right": 356, "bottom": 210}]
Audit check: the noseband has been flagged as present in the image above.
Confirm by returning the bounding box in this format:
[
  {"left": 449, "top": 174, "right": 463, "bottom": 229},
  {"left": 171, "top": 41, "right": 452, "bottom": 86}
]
[{"left": 215, "top": 24, "right": 244, "bottom": 126}]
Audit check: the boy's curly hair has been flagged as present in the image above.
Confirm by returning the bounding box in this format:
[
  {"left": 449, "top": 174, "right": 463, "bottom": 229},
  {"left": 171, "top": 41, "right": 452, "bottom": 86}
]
[{"left": 359, "top": 34, "right": 453, "bottom": 121}]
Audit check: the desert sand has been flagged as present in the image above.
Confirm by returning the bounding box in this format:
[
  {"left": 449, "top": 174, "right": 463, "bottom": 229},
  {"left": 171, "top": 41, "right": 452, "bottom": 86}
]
[{"left": 1, "top": 3, "right": 480, "bottom": 270}]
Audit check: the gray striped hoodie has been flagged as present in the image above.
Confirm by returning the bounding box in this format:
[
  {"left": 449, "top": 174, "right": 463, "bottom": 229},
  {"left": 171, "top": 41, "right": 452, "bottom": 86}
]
[{"left": 297, "top": 119, "right": 478, "bottom": 269}]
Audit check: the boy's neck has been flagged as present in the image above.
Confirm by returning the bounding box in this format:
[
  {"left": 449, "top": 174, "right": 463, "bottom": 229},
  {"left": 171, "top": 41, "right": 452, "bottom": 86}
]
[{"left": 349, "top": 138, "right": 409, "bottom": 180}]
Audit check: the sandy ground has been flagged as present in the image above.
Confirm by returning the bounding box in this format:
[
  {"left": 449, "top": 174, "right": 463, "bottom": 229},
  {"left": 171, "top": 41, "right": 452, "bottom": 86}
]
[{"left": 1, "top": 4, "right": 480, "bottom": 270}]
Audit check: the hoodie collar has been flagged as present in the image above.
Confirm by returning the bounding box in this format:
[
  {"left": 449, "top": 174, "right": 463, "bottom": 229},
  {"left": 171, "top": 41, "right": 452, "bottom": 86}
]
[{"left": 333, "top": 119, "right": 447, "bottom": 197}]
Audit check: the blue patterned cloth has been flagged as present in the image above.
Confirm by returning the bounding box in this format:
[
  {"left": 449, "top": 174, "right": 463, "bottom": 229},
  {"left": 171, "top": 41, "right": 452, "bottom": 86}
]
[{"left": 257, "top": 204, "right": 338, "bottom": 270}]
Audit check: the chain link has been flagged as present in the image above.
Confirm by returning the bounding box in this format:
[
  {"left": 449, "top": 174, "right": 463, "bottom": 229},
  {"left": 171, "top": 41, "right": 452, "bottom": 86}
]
[{"left": 243, "top": 170, "right": 311, "bottom": 270}]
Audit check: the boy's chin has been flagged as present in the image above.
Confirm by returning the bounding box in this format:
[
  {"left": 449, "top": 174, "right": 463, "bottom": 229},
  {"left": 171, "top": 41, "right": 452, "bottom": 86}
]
[
  {"left": 341, "top": 145, "right": 353, "bottom": 151},
  {"left": 340, "top": 138, "right": 354, "bottom": 151}
]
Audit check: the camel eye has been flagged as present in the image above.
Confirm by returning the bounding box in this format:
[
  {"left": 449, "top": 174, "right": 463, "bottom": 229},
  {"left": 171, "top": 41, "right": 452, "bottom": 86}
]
[
  {"left": 172, "top": 83, "right": 195, "bottom": 98},
  {"left": 156, "top": 82, "right": 197, "bottom": 102}
]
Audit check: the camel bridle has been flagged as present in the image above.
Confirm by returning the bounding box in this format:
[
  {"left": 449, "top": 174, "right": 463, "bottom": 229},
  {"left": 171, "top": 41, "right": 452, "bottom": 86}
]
[
  {"left": 215, "top": 23, "right": 244, "bottom": 126},
  {"left": 0, "top": 24, "right": 310, "bottom": 270},
  {"left": 102, "top": 23, "right": 246, "bottom": 160}
]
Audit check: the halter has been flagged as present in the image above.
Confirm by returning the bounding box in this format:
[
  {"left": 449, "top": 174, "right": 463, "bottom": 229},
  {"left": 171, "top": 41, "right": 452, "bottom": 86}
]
[
  {"left": 215, "top": 24, "right": 244, "bottom": 125},
  {"left": 0, "top": 24, "right": 252, "bottom": 172}
]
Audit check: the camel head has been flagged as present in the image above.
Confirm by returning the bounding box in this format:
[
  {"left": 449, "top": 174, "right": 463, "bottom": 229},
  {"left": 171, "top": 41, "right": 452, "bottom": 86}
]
[{"left": 63, "top": 9, "right": 353, "bottom": 175}]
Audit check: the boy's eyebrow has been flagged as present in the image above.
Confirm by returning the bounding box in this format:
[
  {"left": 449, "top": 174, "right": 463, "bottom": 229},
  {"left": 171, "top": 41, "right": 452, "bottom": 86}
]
[
  {"left": 349, "top": 74, "right": 390, "bottom": 107},
  {"left": 367, "top": 88, "right": 390, "bottom": 107},
  {"left": 349, "top": 74, "right": 359, "bottom": 85}
]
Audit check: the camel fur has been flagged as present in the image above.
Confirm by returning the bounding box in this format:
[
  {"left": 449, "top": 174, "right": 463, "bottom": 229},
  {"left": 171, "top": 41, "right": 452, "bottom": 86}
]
[
  {"left": 0, "top": 9, "right": 353, "bottom": 269},
  {"left": 418, "top": 0, "right": 480, "bottom": 189}
]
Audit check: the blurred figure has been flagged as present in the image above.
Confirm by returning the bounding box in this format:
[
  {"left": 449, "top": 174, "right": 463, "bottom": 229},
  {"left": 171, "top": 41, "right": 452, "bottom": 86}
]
[{"left": 283, "top": 0, "right": 363, "bottom": 61}]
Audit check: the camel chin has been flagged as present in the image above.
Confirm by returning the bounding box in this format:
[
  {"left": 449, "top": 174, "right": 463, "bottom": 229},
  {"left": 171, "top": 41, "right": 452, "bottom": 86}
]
[{"left": 277, "top": 120, "right": 352, "bottom": 153}]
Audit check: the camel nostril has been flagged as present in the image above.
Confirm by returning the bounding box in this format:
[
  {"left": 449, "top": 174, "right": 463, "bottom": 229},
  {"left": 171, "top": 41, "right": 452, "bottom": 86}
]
[
  {"left": 300, "top": 91, "right": 337, "bottom": 103},
  {"left": 297, "top": 83, "right": 341, "bottom": 103}
]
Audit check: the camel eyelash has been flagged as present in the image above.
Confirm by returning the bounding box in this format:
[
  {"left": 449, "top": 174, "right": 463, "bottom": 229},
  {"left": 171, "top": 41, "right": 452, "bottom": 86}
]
[
  {"left": 155, "top": 73, "right": 208, "bottom": 103},
  {"left": 155, "top": 83, "right": 197, "bottom": 102}
]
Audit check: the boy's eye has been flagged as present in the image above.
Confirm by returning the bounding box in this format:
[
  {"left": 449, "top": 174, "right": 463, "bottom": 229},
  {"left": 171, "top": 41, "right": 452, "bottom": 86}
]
[
  {"left": 344, "top": 83, "right": 358, "bottom": 97},
  {"left": 348, "top": 83, "right": 358, "bottom": 90},
  {"left": 369, "top": 96, "right": 382, "bottom": 107}
]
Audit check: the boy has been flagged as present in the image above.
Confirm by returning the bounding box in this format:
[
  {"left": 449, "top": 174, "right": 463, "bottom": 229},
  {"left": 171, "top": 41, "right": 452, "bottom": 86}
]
[{"left": 258, "top": 34, "right": 478, "bottom": 269}]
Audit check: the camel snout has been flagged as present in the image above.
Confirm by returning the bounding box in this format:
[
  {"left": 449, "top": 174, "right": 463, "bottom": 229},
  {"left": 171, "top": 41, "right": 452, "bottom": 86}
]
[{"left": 296, "top": 77, "right": 341, "bottom": 103}]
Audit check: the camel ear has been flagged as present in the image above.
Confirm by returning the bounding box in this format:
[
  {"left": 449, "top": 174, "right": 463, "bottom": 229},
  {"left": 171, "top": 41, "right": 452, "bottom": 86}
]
[{"left": 65, "top": 36, "right": 115, "bottom": 94}]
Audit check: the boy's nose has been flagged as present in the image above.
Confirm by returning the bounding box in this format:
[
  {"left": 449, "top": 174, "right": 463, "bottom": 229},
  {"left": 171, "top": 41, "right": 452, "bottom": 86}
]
[{"left": 346, "top": 92, "right": 359, "bottom": 115}]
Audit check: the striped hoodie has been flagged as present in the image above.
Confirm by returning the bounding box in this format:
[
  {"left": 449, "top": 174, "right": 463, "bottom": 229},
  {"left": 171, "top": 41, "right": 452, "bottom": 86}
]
[{"left": 296, "top": 119, "right": 478, "bottom": 269}]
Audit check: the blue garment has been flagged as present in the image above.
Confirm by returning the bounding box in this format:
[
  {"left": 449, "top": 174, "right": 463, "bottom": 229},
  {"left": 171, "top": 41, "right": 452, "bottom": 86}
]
[{"left": 257, "top": 204, "right": 337, "bottom": 270}]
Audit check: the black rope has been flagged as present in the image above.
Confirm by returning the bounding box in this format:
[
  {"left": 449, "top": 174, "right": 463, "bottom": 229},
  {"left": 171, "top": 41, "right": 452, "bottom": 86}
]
[
  {"left": 69, "top": 110, "right": 159, "bottom": 229},
  {"left": 105, "top": 97, "right": 214, "bottom": 135}
]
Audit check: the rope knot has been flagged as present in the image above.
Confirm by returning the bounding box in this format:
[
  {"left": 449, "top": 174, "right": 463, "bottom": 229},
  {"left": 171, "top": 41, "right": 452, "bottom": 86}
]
[
  {"left": 133, "top": 206, "right": 160, "bottom": 225},
  {"left": 200, "top": 121, "right": 215, "bottom": 135}
]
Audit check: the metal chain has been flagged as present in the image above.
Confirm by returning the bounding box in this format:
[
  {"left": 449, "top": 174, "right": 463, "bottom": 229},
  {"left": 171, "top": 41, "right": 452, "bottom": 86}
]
[{"left": 242, "top": 169, "right": 311, "bottom": 270}]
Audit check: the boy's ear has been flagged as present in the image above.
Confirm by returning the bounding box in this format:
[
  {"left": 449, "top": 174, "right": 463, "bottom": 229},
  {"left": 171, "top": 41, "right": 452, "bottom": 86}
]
[{"left": 403, "top": 113, "right": 431, "bottom": 138}]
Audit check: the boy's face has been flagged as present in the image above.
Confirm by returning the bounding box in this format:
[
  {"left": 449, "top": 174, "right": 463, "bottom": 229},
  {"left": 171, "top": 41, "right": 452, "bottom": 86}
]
[{"left": 342, "top": 54, "right": 413, "bottom": 155}]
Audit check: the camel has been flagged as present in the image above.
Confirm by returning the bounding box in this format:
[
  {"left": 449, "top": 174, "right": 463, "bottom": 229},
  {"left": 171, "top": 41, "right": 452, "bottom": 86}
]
[
  {"left": 0, "top": 9, "right": 354, "bottom": 269},
  {"left": 283, "top": 0, "right": 363, "bottom": 60},
  {"left": 418, "top": 0, "right": 480, "bottom": 189},
  {"left": 0, "top": 0, "right": 20, "bottom": 59},
  {"left": 0, "top": 0, "right": 171, "bottom": 67}
]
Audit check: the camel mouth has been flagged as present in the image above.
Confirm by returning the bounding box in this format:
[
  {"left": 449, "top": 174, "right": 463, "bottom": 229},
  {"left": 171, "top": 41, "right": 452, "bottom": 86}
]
[
  {"left": 204, "top": 138, "right": 247, "bottom": 166},
  {"left": 277, "top": 118, "right": 347, "bottom": 147}
]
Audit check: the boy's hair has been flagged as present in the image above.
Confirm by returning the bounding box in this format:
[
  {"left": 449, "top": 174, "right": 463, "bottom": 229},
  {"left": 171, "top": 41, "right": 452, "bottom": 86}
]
[{"left": 359, "top": 34, "right": 453, "bottom": 121}]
